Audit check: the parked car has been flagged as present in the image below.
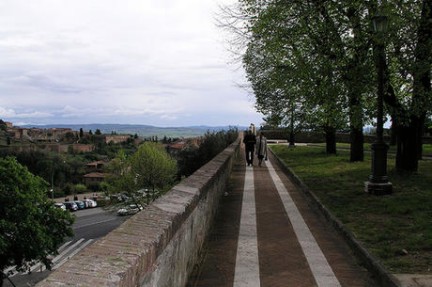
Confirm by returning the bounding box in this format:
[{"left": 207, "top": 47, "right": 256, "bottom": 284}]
[
  {"left": 110, "top": 193, "right": 130, "bottom": 202},
  {"left": 63, "top": 202, "right": 78, "bottom": 211},
  {"left": 117, "top": 204, "right": 143, "bottom": 216},
  {"left": 83, "top": 199, "right": 97, "bottom": 208},
  {"left": 74, "top": 200, "right": 86, "bottom": 209},
  {"left": 54, "top": 202, "right": 66, "bottom": 211}
]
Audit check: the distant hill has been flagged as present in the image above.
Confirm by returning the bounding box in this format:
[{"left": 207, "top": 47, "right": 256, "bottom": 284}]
[{"left": 20, "top": 124, "right": 243, "bottom": 138}]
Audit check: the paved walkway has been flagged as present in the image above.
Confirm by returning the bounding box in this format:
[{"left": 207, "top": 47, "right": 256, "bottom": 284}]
[{"left": 187, "top": 147, "right": 379, "bottom": 287}]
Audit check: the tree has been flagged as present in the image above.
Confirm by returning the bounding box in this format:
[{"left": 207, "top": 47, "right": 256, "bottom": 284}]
[
  {"left": 63, "top": 131, "right": 76, "bottom": 143},
  {"left": 223, "top": 0, "right": 430, "bottom": 170},
  {"left": 106, "top": 143, "right": 177, "bottom": 206},
  {"left": 0, "top": 120, "right": 6, "bottom": 132},
  {"left": 131, "top": 142, "right": 177, "bottom": 203},
  {"left": 239, "top": 0, "right": 350, "bottom": 154},
  {"left": 176, "top": 128, "right": 238, "bottom": 177},
  {"left": 0, "top": 157, "right": 74, "bottom": 285},
  {"left": 381, "top": 0, "right": 432, "bottom": 171}
]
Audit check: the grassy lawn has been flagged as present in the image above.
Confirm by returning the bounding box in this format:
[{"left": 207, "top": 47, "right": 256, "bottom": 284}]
[{"left": 270, "top": 144, "right": 432, "bottom": 274}]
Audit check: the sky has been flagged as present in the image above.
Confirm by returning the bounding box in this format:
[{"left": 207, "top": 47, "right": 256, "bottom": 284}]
[{"left": 0, "top": 0, "right": 264, "bottom": 127}]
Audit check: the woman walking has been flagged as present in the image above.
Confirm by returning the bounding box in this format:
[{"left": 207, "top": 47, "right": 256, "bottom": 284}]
[{"left": 256, "top": 132, "right": 268, "bottom": 167}]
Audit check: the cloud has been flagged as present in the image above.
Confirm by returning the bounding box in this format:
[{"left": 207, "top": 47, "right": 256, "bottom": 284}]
[
  {"left": 0, "top": 106, "right": 53, "bottom": 119},
  {"left": 0, "top": 0, "right": 264, "bottom": 127}
]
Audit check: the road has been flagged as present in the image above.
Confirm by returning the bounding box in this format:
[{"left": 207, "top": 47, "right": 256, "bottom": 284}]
[{"left": 3, "top": 207, "right": 129, "bottom": 287}]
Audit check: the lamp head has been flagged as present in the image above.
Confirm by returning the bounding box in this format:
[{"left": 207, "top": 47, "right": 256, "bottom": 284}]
[{"left": 372, "top": 15, "right": 388, "bottom": 33}]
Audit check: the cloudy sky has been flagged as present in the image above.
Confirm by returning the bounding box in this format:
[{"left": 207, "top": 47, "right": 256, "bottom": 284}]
[{"left": 0, "top": 0, "right": 263, "bottom": 127}]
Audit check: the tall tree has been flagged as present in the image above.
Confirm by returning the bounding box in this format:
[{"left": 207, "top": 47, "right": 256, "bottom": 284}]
[
  {"left": 224, "top": 0, "right": 431, "bottom": 170},
  {"left": 379, "top": 0, "right": 432, "bottom": 171},
  {"left": 240, "top": 0, "right": 350, "bottom": 154},
  {"left": 130, "top": 142, "right": 177, "bottom": 201},
  {"left": 106, "top": 143, "right": 177, "bottom": 206},
  {"left": 0, "top": 157, "right": 74, "bottom": 286}
]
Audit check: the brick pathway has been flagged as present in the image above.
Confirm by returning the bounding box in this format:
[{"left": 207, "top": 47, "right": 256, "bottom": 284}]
[{"left": 187, "top": 147, "right": 379, "bottom": 287}]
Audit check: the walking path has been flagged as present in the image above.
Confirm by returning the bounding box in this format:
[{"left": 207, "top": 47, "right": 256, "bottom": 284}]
[{"left": 187, "top": 146, "right": 379, "bottom": 287}]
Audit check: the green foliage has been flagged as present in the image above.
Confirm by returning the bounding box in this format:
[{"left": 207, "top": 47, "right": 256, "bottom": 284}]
[
  {"left": 106, "top": 142, "right": 177, "bottom": 206},
  {"left": 177, "top": 128, "right": 238, "bottom": 177},
  {"left": 239, "top": 0, "right": 353, "bottom": 134},
  {"left": 197, "top": 129, "right": 236, "bottom": 163},
  {"left": 0, "top": 157, "right": 74, "bottom": 274},
  {"left": 0, "top": 120, "right": 6, "bottom": 132},
  {"left": 88, "top": 183, "right": 101, "bottom": 192},
  {"left": 131, "top": 142, "right": 177, "bottom": 195},
  {"left": 226, "top": 0, "right": 431, "bottom": 169},
  {"left": 0, "top": 150, "right": 88, "bottom": 190},
  {"left": 177, "top": 145, "right": 201, "bottom": 177},
  {"left": 271, "top": 144, "right": 432, "bottom": 274},
  {"left": 74, "top": 184, "right": 87, "bottom": 193}
]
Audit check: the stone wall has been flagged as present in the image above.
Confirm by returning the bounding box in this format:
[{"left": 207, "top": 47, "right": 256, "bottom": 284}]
[{"left": 37, "top": 137, "right": 241, "bottom": 287}]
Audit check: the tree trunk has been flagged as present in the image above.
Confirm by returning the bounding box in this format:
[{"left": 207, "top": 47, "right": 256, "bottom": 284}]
[
  {"left": 412, "top": 0, "right": 431, "bottom": 161},
  {"left": 396, "top": 124, "right": 419, "bottom": 172},
  {"left": 395, "top": 113, "right": 426, "bottom": 172},
  {"left": 350, "top": 126, "right": 364, "bottom": 161},
  {"left": 396, "top": 0, "right": 432, "bottom": 169},
  {"left": 289, "top": 107, "right": 295, "bottom": 146},
  {"left": 390, "top": 121, "right": 397, "bottom": 146},
  {"left": 325, "top": 126, "right": 337, "bottom": 154},
  {"left": 289, "top": 130, "right": 295, "bottom": 146},
  {"left": 348, "top": 91, "right": 364, "bottom": 161},
  {"left": 416, "top": 114, "right": 425, "bottom": 160},
  {"left": 382, "top": 0, "right": 430, "bottom": 172}
]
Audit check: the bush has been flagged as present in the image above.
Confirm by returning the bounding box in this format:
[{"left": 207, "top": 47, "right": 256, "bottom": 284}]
[
  {"left": 177, "top": 127, "right": 238, "bottom": 177},
  {"left": 63, "top": 183, "right": 74, "bottom": 196},
  {"left": 88, "top": 182, "right": 101, "bottom": 192},
  {"left": 74, "top": 184, "right": 87, "bottom": 194}
]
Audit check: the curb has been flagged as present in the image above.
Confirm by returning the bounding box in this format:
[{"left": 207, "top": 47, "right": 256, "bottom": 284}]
[{"left": 270, "top": 149, "right": 400, "bottom": 287}]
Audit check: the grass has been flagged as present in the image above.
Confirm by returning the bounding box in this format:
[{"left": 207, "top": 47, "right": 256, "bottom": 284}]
[{"left": 270, "top": 144, "right": 432, "bottom": 274}]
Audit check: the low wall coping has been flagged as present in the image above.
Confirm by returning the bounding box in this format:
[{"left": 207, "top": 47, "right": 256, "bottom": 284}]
[{"left": 37, "top": 137, "right": 241, "bottom": 287}]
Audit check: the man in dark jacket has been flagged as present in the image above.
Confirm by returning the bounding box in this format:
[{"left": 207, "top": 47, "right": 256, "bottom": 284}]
[{"left": 243, "top": 130, "right": 256, "bottom": 166}]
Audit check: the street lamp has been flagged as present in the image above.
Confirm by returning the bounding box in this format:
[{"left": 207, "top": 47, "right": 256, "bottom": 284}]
[
  {"left": 365, "top": 13, "right": 393, "bottom": 195},
  {"left": 372, "top": 15, "right": 388, "bottom": 35}
]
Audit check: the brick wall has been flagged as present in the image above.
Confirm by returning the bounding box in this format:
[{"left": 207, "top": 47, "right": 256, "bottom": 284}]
[{"left": 36, "top": 136, "right": 241, "bottom": 287}]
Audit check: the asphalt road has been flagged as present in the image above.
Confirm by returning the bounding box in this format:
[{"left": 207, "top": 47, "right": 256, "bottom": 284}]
[{"left": 3, "top": 207, "right": 129, "bottom": 287}]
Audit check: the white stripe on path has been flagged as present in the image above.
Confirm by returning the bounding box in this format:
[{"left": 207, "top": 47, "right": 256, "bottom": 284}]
[
  {"left": 265, "top": 159, "right": 341, "bottom": 287},
  {"left": 54, "top": 239, "right": 94, "bottom": 270},
  {"left": 5, "top": 238, "right": 94, "bottom": 276},
  {"left": 233, "top": 165, "right": 261, "bottom": 287}
]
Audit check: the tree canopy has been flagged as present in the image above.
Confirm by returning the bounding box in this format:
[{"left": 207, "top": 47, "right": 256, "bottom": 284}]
[
  {"left": 0, "top": 157, "right": 74, "bottom": 282},
  {"left": 106, "top": 142, "right": 177, "bottom": 205},
  {"left": 221, "top": 0, "right": 431, "bottom": 170}
]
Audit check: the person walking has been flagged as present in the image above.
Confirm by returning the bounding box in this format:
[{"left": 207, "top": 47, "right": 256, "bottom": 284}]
[
  {"left": 249, "top": 123, "right": 256, "bottom": 136},
  {"left": 256, "top": 132, "right": 268, "bottom": 167},
  {"left": 243, "top": 129, "right": 256, "bottom": 166}
]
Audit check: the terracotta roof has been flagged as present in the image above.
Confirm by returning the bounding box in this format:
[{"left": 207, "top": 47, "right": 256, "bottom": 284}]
[
  {"left": 86, "top": 160, "right": 106, "bottom": 166},
  {"left": 83, "top": 172, "right": 106, "bottom": 178}
]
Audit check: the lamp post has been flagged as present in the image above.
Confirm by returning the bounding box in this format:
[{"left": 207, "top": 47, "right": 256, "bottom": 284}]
[
  {"left": 289, "top": 101, "right": 295, "bottom": 146},
  {"left": 365, "top": 14, "right": 393, "bottom": 195},
  {"left": 51, "top": 160, "right": 55, "bottom": 199}
]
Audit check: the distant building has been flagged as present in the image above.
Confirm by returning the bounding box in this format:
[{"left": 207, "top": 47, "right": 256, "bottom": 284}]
[
  {"left": 104, "top": 135, "right": 130, "bottom": 144},
  {"left": 165, "top": 138, "right": 201, "bottom": 158},
  {"left": 83, "top": 172, "right": 106, "bottom": 185},
  {"left": 86, "top": 160, "right": 106, "bottom": 172},
  {"left": 55, "top": 144, "right": 95, "bottom": 153}
]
